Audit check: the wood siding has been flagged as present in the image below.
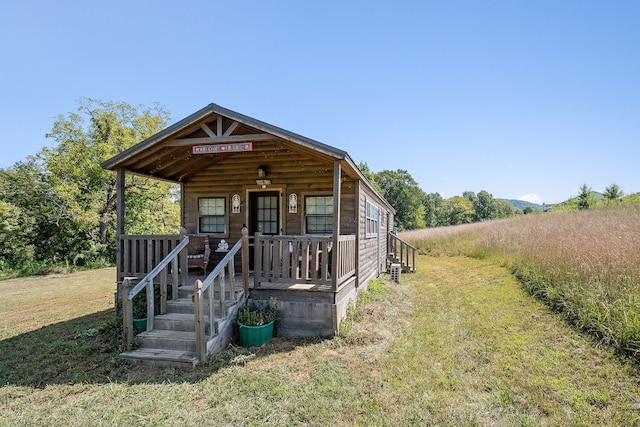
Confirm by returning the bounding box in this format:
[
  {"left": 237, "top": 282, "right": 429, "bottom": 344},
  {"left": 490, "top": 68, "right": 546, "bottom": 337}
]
[
  {"left": 357, "top": 181, "right": 393, "bottom": 287},
  {"left": 181, "top": 139, "right": 358, "bottom": 242}
]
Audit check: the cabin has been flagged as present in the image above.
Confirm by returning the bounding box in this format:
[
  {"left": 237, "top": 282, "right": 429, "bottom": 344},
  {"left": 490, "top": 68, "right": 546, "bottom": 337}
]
[{"left": 102, "top": 103, "right": 415, "bottom": 367}]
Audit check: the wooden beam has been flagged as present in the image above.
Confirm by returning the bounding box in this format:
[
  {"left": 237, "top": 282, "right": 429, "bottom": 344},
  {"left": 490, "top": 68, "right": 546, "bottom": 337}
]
[
  {"left": 167, "top": 134, "right": 275, "bottom": 145},
  {"left": 216, "top": 114, "right": 223, "bottom": 136},
  {"left": 223, "top": 120, "right": 240, "bottom": 136},
  {"left": 201, "top": 124, "right": 216, "bottom": 138},
  {"left": 116, "top": 169, "right": 125, "bottom": 237},
  {"left": 332, "top": 161, "right": 341, "bottom": 292}
]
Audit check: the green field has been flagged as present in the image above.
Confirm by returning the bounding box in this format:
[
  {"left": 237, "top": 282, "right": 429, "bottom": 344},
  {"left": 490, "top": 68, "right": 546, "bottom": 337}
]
[{"left": 1, "top": 256, "right": 639, "bottom": 426}]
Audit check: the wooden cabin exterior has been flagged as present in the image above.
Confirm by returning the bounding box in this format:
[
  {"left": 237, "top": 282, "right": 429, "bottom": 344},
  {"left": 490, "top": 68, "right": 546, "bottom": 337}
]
[{"left": 102, "top": 104, "right": 408, "bottom": 366}]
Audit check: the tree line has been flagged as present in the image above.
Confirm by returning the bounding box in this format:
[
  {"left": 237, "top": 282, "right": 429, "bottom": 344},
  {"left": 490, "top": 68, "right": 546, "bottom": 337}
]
[
  {"left": 0, "top": 99, "right": 635, "bottom": 277},
  {"left": 359, "top": 162, "right": 523, "bottom": 231},
  {"left": 0, "top": 99, "right": 180, "bottom": 277}
]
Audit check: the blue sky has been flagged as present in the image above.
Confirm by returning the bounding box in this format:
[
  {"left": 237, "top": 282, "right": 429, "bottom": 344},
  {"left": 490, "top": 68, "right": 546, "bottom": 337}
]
[{"left": 1, "top": 1, "right": 638, "bottom": 204}]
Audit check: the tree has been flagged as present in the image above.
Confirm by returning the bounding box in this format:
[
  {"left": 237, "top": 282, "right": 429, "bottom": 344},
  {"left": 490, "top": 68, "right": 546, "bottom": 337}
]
[
  {"left": 576, "top": 183, "right": 597, "bottom": 210},
  {"left": 473, "top": 190, "right": 498, "bottom": 221},
  {"left": 603, "top": 183, "right": 624, "bottom": 204},
  {"left": 357, "top": 161, "right": 382, "bottom": 194},
  {"left": 495, "top": 199, "right": 517, "bottom": 218},
  {"left": 40, "top": 98, "right": 178, "bottom": 263},
  {"left": 423, "top": 192, "right": 444, "bottom": 227},
  {"left": 439, "top": 196, "right": 474, "bottom": 226},
  {"left": 370, "top": 168, "right": 426, "bottom": 230}
]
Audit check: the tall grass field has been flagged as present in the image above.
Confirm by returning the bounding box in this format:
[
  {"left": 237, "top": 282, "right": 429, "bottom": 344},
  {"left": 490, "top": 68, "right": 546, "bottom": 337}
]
[{"left": 401, "top": 203, "right": 640, "bottom": 361}]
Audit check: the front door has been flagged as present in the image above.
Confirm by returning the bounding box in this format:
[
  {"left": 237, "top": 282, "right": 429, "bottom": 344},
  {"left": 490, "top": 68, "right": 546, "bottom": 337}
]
[
  {"left": 249, "top": 191, "right": 280, "bottom": 270},
  {"left": 249, "top": 191, "right": 280, "bottom": 236}
]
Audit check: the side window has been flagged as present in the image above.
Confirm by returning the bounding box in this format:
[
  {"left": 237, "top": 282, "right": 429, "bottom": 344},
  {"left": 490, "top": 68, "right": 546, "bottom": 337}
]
[
  {"left": 305, "top": 195, "right": 334, "bottom": 234},
  {"left": 198, "top": 197, "right": 226, "bottom": 234},
  {"left": 366, "top": 199, "right": 379, "bottom": 237}
]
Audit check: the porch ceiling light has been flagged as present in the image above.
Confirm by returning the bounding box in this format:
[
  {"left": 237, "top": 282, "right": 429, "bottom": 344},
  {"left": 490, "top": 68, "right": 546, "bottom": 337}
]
[{"left": 257, "top": 165, "right": 267, "bottom": 178}]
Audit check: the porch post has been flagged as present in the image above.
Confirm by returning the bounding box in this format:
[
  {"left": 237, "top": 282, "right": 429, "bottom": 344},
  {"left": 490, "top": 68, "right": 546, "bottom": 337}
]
[
  {"left": 241, "top": 226, "right": 250, "bottom": 296},
  {"left": 331, "top": 161, "right": 341, "bottom": 291},
  {"left": 116, "top": 169, "right": 125, "bottom": 286}
]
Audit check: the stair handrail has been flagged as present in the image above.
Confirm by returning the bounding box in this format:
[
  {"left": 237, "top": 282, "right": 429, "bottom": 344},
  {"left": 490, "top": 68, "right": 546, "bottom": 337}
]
[
  {"left": 122, "top": 235, "right": 190, "bottom": 350},
  {"left": 388, "top": 232, "right": 417, "bottom": 272},
  {"left": 194, "top": 227, "right": 250, "bottom": 361}
]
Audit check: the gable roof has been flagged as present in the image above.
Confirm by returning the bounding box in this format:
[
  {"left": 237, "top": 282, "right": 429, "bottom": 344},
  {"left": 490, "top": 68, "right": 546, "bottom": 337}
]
[
  {"left": 101, "top": 103, "right": 347, "bottom": 171},
  {"left": 101, "top": 103, "right": 393, "bottom": 212}
]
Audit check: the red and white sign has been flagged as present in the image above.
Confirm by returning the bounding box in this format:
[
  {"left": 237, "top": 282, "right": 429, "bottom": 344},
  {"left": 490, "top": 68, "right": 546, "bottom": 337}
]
[{"left": 192, "top": 142, "right": 253, "bottom": 154}]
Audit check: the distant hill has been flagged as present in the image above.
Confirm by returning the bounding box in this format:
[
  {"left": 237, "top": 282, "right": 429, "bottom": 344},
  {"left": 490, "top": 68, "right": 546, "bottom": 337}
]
[{"left": 500, "top": 199, "right": 544, "bottom": 212}]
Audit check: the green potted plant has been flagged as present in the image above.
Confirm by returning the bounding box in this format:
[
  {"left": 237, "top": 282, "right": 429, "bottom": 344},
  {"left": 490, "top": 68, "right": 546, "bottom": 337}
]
[
  {"left": 132, "top": 292, "right": 148, "bottom": 333},
  {"left": 236, "top": 303, "right": 280, "bottom": 347}
]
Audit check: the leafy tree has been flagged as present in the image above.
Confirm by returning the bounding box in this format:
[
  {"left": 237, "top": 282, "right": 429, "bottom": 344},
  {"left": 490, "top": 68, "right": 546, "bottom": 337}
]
[
  {"left": 366, "top": 168, "right": 426, "bottom": 230},
  {"left": 462, "top": 191, "right": 477, "bottom": 204},
  {"left": 357, "top": 161, "right": 383, "bottom": 194},
  {"left": 0, "top": 158, "right": 61, "bottom": 266},
  {"left": 423, "top": 192, "right": 444, "bottom": 227},
  {"left": 439, "top": 196, "right": 474, "bottom": 225},
  {"left": 495, "top": 199, "right": 517, "bottom": 218},
  {"left": 603, "top": 183, "right": 624, "bottom": 203},
  {"left": 38, "top": 98, "right": 177, "bottom": 263},
  {"left": 473, "top": 190, "right": 498, "bottom": 221}
]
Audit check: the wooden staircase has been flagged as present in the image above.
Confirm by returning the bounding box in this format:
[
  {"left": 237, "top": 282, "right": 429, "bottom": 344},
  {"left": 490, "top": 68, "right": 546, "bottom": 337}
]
[
  {"left": 387, "top": 232, "right": 417, "bottom": 273},
  {"left": 120, "top": 283, "right": 245, "bottom": 368},
  {"left": 120, "top": 231, "right": 251, "bottom": 368}
]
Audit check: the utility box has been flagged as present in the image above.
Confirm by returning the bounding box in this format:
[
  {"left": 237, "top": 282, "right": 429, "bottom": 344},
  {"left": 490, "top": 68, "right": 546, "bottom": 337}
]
[{"left": 390, "top": 263, "right": 401, "bottom": 283}]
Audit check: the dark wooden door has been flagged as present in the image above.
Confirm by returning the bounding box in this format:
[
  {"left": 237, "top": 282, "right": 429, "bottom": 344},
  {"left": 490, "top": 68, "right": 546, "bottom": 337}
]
[
  {"left": 249, "top": 191, "right": 279, "bottom": 270},
  {"left": 249, "top": 191, "right": 280, "bottom": 235}
]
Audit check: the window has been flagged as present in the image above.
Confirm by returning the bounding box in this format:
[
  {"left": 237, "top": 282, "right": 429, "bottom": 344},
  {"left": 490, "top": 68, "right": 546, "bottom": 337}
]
[
  {"left": 305, "top": 195, "right": 334, "bottom": 234},
  {"left": 198, "top": 197, "right": 226, "bottom": 234},
  {"left": 366, "top": 200, "right": 379, "bottom": 237}
]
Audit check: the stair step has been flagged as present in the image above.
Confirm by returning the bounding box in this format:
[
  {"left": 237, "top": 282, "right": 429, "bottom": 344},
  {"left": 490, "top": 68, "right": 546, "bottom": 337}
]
[
  {"left": 120, "top": 348, "right": 199, "bottom": 368},
  {"left": 178, "top": 285, "right": 245, "bottom": 300},
  {"left": 167, "top": 296, "right": 242, "bottom": 315},
  {"left": 154, "top": 312, "right": 217, "bottom": 334},
  {"left": 136, "top": 329, "right": 198, "bottom": 352}
]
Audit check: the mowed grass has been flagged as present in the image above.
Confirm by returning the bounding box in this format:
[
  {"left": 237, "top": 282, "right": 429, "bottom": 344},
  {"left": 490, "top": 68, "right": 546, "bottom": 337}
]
[
  {"left": 2, "top": 259, "right": 640, "bottom": 425},
  {"left": 0, "top": 268, "right": 116, "bottom": 340},
  {"left": 402, "top": 203, "right": 640, "bottom": 360}
]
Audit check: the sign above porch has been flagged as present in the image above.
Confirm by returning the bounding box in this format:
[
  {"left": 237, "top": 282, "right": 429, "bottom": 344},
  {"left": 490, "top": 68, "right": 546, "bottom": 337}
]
[{"left": 192, "top": 142, "right": 253, "bottom": 154}]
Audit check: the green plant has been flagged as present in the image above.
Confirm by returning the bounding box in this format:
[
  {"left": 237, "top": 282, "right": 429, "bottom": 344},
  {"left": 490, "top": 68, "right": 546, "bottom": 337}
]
[
  {"left": 130, "top": 283, "right": 174, "bottom": 318},
  {"left": 132, "top": 292, "right": 147, "bottom": 318},
  {"left": 237, "top": 304, "right": 280, "bottom": 326}
]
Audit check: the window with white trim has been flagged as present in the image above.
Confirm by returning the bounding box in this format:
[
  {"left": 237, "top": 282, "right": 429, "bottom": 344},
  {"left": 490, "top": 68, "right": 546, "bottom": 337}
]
[
  {"left": 198, "top": 197, "right": 226, "bottom": 234},
  {"left": 304, "top": 195, "right": 334, "bottom": 234},
  {"left": 366, "top": 200, "right": 380, "bottom": 237}
]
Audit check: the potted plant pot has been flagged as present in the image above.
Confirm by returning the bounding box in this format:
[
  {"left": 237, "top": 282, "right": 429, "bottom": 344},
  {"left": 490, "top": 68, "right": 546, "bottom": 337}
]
[
  {"left": 132, "top": 317, "right": 147, "bottom": 332},
  {"left": 237, "top": 304, "right": 280, "bottom": 347},
  {"left": 132, "top": 291, "right": 148, "bottom": 333}
]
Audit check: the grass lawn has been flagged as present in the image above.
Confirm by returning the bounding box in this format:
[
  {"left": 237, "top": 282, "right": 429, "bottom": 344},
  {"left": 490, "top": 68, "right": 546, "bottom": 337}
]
[{"left": 1, "top": 259, "right": 639, "bottom": 426}]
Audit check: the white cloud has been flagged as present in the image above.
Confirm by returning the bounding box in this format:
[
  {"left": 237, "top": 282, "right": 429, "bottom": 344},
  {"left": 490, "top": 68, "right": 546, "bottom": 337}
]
[{"left": 517, "top": 193, "right": 542, "bottom": 204}]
